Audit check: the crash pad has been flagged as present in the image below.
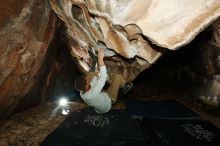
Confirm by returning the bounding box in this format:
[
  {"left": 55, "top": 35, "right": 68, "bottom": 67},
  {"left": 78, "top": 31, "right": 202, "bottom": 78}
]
[
  {"left": 125, "top": 99, "right": 199, "bottom": 119},
  {"left": 40, "top": 108, "right": 147, "bottom": 146},
  {"left": 147, "top": 119, "right": 220, "bottom": 146}
]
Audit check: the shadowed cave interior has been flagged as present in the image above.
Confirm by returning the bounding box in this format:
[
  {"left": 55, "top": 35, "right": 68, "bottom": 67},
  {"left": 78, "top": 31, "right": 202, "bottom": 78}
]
[
  {"left": 2, "top": 25, "right": 220, "bottom": 146},
  {"left": 1, "top": 1, "right": 220, "bottom": 146}
]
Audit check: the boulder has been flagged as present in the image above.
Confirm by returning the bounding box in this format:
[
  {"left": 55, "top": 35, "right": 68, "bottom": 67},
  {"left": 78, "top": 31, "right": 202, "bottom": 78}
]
[
  {"left": 49, "top": 0, "right": 162, "bottom": 85},
  {"left": 49, "top": 0, "right": 220, "bottom": 84},
  {"left": 107, "top": 0, "right": 220, "bottom": 50},
  {"left": 0, "top": 0, "right": 57, "bottom": 117}
]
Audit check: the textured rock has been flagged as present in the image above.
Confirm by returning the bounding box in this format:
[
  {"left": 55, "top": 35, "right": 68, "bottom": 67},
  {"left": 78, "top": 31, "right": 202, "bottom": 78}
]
[
  {"left": 0, "top": 0, "right": 57, "bottom": 117},
  {"left": 49, "top": 0, "right": 220, "bottom": 85},
  {"left": 1, "top": 0, "right": 220, "bottom": 118},
  {"left": 193, "top": 18, "right": 220, "bottom": 76},
  {"left": 196, "top": 23, "right": 220, "bottom": 105},
  {"left": 198, "top": 43, "right": 220, "bottom": 76},
  {"left": 212, "top": 18, "right": 220, "bottom": 46},
  {"left": 49, "top": 0, "right": 162, "bottom": 85},
  {"left": 108, "top": 0, "right": 220, "bottom": 50}
]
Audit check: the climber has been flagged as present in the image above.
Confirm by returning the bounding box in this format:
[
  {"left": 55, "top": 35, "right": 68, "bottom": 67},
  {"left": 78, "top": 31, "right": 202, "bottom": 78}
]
[{"left": 74, "top": 48, "right": 126, "bottom": 113}]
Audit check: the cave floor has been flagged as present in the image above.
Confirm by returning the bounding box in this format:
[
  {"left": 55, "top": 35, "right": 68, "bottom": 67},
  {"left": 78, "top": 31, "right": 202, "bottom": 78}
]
[{"left": 0, "top": 98, "right": 219, "bottom": 146}]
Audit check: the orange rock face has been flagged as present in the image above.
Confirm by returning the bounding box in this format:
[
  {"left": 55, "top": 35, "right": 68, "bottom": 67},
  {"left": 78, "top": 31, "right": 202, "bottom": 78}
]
[
  {"left": 0, "top": 0, "right": 57, "bottom": 117},
  {"left": 49, "top": 0, "right": 220, "bottom": 84},
  {"left": 49, "top": 0, "right": 162, "bottom": 85}
]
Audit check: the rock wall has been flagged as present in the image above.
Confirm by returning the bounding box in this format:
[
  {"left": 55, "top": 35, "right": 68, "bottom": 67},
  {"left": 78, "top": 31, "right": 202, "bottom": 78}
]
[
  {"left": 0, "top": 0, "right": 220, "bottom": 118},
  {"left": 49, "top": 0, "right": 163, "bottom": 85},
  {"left": 0, "top": 0, "right": 57, "bottom": 118},
  {"left": 212, "top": 18, "right": 220, "bottom": 47},
  {"left": 49, "top": 0, "right": 220, "bottom": 85},
  {"left": 123, "top": 19, "right": 220, "bottom": 107},
  {"left": 196, "top": 19, "right": 220, "bottom": 106}
]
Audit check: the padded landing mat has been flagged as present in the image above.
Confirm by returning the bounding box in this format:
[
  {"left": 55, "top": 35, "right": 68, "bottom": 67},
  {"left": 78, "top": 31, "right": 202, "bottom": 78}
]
[
  {"left": 40, "top": 108, "right": 147, "bottom": 146},
  {"left": 147, "top": 119, "right": 220, "bottom": 146},
  {"left": 125, "top": 100, "right": 199, "bottom": 119}
]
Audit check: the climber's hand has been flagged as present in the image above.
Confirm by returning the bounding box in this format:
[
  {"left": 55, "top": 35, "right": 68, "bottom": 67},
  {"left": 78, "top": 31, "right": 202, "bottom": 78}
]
[{"left": 98, "top": 48, "right": 105, "bottom": 66}]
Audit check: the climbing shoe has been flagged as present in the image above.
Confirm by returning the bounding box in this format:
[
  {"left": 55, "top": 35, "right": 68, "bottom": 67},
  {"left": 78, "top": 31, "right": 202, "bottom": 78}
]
[{"left": 120, "top": 82, "right": 133, "bottom": 94}]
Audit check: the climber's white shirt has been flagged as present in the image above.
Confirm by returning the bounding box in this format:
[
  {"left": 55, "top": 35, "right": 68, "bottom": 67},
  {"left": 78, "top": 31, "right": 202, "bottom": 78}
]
[{"left": 80, "top": 66, "right": 111, "bottom": 113}]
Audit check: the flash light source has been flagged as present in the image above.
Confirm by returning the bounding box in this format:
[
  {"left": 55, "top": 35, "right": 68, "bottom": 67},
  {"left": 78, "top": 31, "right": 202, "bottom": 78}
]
[{"left": 59, "top": 98, "right": 68, "bottom": 106}]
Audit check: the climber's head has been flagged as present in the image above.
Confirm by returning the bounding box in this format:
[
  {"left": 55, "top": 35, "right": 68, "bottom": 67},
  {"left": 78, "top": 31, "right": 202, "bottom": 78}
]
[{"left": 74, "top": 76, "right": 91, "bottom": 92}]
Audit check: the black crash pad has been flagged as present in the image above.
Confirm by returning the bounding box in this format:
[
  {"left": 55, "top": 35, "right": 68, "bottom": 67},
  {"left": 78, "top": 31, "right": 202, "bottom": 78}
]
[
  {"left": 147, "top": 119, "right": 220, "bottom": 146},
  {"left": 125, "top": 99, "right": 199, "bottom": 119},
  {"left": 40, "top": 108, "right": 147, "bottom": 146}
]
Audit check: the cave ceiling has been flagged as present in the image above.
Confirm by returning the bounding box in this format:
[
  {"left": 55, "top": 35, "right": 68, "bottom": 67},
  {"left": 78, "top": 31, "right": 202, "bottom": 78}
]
[{"left": 50, "top": 0, "right": 220, "bottom": 84}]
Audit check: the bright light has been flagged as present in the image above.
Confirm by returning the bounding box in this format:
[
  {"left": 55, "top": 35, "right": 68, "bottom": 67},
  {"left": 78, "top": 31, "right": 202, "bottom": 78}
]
[
  {"left": 62, "top": 109, "right": 70, "bottom": 115},
  {"left": 59, "top": 98, "right": 68, "bottom": 106}
]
